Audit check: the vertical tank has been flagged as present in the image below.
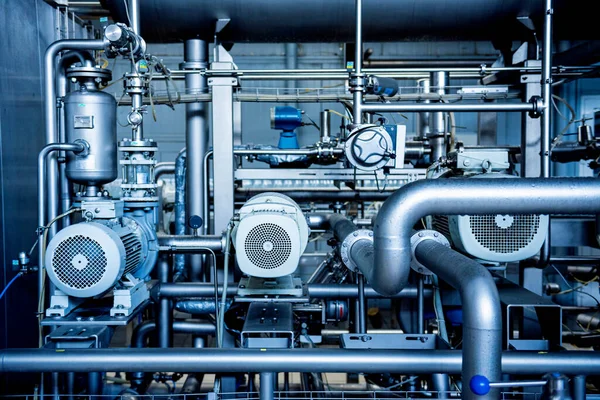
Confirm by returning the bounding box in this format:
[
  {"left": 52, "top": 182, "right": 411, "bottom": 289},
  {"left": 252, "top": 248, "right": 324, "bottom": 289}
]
[{"left": 64, "top": 67, "right": 118, "bottom": 186}]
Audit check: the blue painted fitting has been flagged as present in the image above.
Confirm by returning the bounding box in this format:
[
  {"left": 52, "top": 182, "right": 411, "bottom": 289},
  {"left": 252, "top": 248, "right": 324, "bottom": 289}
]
[
  {"left": 271, "top": 106, "right": 302, "bottom": 149},
  {"left": 469, "top": 375, "right": 490, "bottom": 396}
]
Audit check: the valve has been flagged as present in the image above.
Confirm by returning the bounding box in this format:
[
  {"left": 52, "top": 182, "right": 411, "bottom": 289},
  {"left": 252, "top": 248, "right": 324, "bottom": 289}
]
[{"left": 470, "top": 375, "right": 549, "bottom": 396}]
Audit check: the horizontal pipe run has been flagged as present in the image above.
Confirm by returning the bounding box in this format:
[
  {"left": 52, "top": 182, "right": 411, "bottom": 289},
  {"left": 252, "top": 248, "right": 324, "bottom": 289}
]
[
  {"left": 1, "top": 349, "right": 599, "bottom": 375},
  {"left": 362, "top": 102, "right": 536, "bottom": 113},
  {"left": 372, "top": 177, "right": 600, "bottom": 296},
  {"left": 154, "top": 282, "right": 427, "bottom": 299},
  {"left": 157, "top": 235, "right": 224, "bottom": 253}
]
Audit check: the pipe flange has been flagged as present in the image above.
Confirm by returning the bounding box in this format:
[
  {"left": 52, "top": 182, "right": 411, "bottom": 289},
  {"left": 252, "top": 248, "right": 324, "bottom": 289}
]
[
  {"left": 340, "top": 229, "right": 373, "bottom": 272},
  {"left": 410, "top": 230, "right": 450, "bottom": 275}
]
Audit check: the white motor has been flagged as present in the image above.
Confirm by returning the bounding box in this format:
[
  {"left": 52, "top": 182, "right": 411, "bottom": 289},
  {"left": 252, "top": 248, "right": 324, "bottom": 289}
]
[
  {"left": 433, "top": 174, "right": 549, "bottom": 263},
  {"left": 233, "top": 193, "right": 309, "bottom": 278}
]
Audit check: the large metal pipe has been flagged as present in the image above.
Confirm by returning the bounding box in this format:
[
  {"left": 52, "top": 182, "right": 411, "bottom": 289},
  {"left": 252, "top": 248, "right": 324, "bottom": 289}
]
[
  {"left": 101, "top": 0, "right": 593, "bottom": 43},
  {"left": 157, "top": 256, "right": 172, "bottom": 348},
  {"left": 372, "top": 178, "right": 600, "bottom": 296},
  {"left": 183, "top": 39, "right": 209, "bottom": 281},
  {"left": 3, "top": 348, "right": 600, "bottom": 375},
  {"left": 415, "top": 240, "right": 501, "bottom": 400}
]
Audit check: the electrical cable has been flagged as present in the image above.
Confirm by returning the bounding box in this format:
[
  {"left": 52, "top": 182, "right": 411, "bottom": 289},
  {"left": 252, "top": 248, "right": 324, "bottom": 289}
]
[{"left": 0, "top": 273, "right": 22, "bottom": 301}]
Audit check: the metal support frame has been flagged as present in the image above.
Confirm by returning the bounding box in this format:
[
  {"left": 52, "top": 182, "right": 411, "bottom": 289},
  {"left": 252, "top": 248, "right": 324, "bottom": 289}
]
[{"left": 209, "top": 71, "right": 237, "bottom": 234}]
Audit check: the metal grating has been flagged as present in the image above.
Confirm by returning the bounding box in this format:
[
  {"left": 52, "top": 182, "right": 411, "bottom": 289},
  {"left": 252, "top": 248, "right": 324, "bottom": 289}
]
[
  {"left": 469, "top": 215, "right": 540, "bottom": 254},
  {"left": 244, "top": 223, "right": 292, "bottom": 269},
  {"left": 52, "top": 235, "right": 107, "bottom": 289}
]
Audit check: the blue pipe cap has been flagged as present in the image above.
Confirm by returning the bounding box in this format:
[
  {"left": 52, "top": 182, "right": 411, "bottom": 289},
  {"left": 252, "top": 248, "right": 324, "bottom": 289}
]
[
  {"left": 271, "top": 106, "right": 303, "bottom": 132},
  {"left": 470, "top": 375, "right": 490, "bottom": 396}
]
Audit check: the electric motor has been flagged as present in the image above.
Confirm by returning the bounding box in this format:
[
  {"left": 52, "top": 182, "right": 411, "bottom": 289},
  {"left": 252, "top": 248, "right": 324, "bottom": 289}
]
[
  {"left": 433, "top": 174, "right": 549, "bottom": 262},
  {"left": 45, "top": 218, "right": 149, "bottom": 298},
  {"left": 233, "top": 193, "right": 310, "bottom": 278},
  {"left": 64, "top": 67, "right": 118, "bottom": 186}
]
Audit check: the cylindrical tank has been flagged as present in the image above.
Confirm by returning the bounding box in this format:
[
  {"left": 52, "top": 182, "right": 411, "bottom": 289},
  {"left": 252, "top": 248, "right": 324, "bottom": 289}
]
[
  {"left": 100, "top": 0, "right": 593, "bottom": 43},
  {"left": 64, "top": 68, "right": 117, "bottom": 186}
]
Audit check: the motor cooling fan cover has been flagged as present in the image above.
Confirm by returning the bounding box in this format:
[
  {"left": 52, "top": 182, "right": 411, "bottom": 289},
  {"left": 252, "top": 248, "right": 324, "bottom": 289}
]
[
  {"left": 45, "top": 222, "right": 127, "bottom": 298},
  {"left": 233, "top": 192, "right": 309, "bottom": 278}
]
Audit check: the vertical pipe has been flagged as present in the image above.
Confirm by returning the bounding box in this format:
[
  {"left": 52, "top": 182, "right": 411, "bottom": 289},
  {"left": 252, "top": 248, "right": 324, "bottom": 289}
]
[
  {"left": 573, "top": 375, "right": 586, "bottom": 400},
  {"left": 157, "top": 255, "right": 173, "bottom": 348},
  {"left": 260, "top": 372, "right": 275, "bottom": 400},
  {"left": 51, "top": 372, "right": 60, "bottom": 399},
  {"left": 184, "top": 39, "right": 209, "bottom": 280},
  {"left": 352, "top": 0, "right": 363, "bottom": 123},
  {"left": 537, "top": 0, "right": 554, "bottom": 268},
  {"left": 87, "top": 372, "right": 102, "bottom": 395},
  {"left": 66, "top": 372, "right": 75, "bottom": 400},
  {"left": 541, "top": 0, "right": 553, "bottom": 179},
  {"left": 417, "top": 78, "right": 431, "bottom": 140},
  {"left": 429, "top": 71, "right": 449, "bottom": 160},
  {"left": 174, "top": 150, "right": 187, "bottom": 275},
  {"left": 418, "top": 276, "right": 425, "bottom": 334},
  {"left": 128, "top": 0, "right": 140, "bottom": 35},
  {"left": 415, "top": 240, "right": 501, "bottom": 400},
  {"left": 320, "top": 110, "right": 331, "bottom": 143},
  {"left": 357, "top": 274, "right": 367, "bottom": 333}
]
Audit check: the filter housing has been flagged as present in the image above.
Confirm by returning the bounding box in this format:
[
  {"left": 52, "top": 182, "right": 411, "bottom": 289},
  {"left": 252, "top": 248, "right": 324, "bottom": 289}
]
[
  {"left": 233, "top": 193, "right": 309, "bottom": 278},
  {"left": 433, "top": 174, "right": 549, "bottom": 263},
  {"left": 45, "top": 219, "right": 146, "bottom": 298}
]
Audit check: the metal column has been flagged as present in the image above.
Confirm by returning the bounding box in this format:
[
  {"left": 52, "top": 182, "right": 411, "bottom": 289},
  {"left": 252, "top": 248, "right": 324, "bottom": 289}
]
[
  {"left": 260, "top": 372, "right": 275, "bottom": 400},
  {"left": 209, "top": 67, "right": 237, "bottom": 234},
  {"left": 183, "top": 39, "right": 209, "bottom": 280}
]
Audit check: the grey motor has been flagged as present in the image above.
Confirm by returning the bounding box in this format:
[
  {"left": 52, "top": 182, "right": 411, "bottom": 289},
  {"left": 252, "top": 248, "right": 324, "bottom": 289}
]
[{"left": 45, "top": 218, "right": 148, "bottom": 298}]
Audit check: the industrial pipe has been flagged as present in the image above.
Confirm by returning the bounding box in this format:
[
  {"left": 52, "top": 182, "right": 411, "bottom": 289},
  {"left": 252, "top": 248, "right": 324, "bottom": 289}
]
[
  {"left": 183, "top": 39, "right": 209, "bottom": 281},
  {"left": 372, "top": 178, "right": 600, "bottom": 296},
  {"left": 37, "top": 143, "right": 85, "bottom": 308},
  {"left": 157, "top": 235, "right": 224, "bottom": 253},
  {"left": 44, "top": 39, "right": 106, "bottom": 239},
  {"left": 154, "top": 162, "right": 175, "bottom": 181},
  {"left": 415, "top": 240, "right": 501, "bottom": 400},
  {"left": 3, "top": 348, "right": 600, "bottom": 375},
  {"left": 361, "top": 102, "right": 537, "bottom": 113},
  {"left": 153, "top": 282, "right": 428, "bottom": 299}
]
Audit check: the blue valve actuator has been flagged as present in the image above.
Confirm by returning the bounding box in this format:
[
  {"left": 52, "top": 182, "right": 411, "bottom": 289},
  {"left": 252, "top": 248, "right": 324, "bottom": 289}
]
[{"left": 469, "top": 375, "right": 490, "bottom": 396}]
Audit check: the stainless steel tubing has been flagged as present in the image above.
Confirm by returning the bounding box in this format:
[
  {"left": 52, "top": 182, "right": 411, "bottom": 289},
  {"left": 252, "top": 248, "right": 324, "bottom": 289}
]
[
  {"left": 260, "top": 372, "right": 275, "bottom": 400},
  {"left": 352, "top": 0, "right": 363, "bottom": 123},
  {"left": 157, "top": 256, "right": 172, "bottom": 348},
  {"left": 154, "top": 162, "right": 175, "bottom": 181},
  {"left": 357, "top": 275, "right": 367, "bottom": 333},
  {"left": 307, "top": 284, "right": 430, "bottom": 299},
  {"left": 154, "top": 282, "right": 428, "bottom": 299},
  {"left": 44, "top": 40, "right": 106, "bottom": 236},
  {"left": 361, "top": 102, "right": 536, "bottom": 113},
  {"left": 184, "top": 39, "right": 209, "bottom": 281},
  {"left": 536, "top": 0, "right": 554, "bottom": 268},
  {"left": 37, "top": 143, "right": 85, "bottom": 310},
  {"left": 4, "top": 349, "right": 600, "bottom": 375},
  {"left": 127, "top": 0, "right": 140, "bottom": 34},
  {"left": 132, "top": 320, "right": 216, "bottom": 348},
  {"left": 415, "top": 240, "right": 501, "bottom": 400},
  {"left": 372, "top": 177, "right": 600, "bottom": 296},
  {"left": 158, "top": 235, "right": 224, "bottom": 253}
]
